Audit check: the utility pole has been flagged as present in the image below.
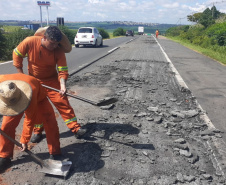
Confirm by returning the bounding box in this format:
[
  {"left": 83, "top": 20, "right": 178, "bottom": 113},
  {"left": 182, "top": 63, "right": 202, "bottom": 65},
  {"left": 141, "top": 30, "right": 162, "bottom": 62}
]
[
  {"left": 210, "top": 0, "right": 226, "bottom": 17},
  {"left": 212, "top": 2, "right": 214, "bottom": 17}
]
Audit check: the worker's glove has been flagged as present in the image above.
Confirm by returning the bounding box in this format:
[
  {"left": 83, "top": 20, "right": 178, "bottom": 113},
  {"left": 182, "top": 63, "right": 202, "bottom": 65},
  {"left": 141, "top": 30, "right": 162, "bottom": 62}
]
[
  {"left": 18, "top": 143, "right": 28, "bottom": 151},
  {"left": 59, "top": 87, "right": 67, "bottom": 96},
  {"left": 59, "top": 78, "right": 67, "bottom": 96}
]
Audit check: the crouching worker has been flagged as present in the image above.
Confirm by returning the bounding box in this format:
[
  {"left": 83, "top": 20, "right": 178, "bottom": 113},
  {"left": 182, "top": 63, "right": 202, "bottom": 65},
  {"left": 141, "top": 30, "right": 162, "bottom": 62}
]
[{"left": 0, "top": 73, "right": 62, "bottom": 173}]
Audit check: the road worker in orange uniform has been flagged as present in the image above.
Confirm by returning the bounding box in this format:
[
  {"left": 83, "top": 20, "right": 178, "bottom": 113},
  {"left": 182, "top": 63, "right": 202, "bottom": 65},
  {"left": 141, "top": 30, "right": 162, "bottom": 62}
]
[
  {"left": 0, "top": 73, "right": 61, "bottom": 172},
  {"left": 155, "top": 29, "right": 159, "bottom": 38},
  {"left": 13, "top": 26, "right": 86, "bottom": 143}
]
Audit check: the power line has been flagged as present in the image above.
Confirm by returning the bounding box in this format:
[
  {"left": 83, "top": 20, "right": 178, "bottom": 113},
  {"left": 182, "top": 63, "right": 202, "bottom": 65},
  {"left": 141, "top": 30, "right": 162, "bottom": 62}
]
[
  {"left": 208, "top": 0, "right": 226, "bottom": 17},
  {"left": 207, "top": 0, "right": 226, "bottom": 6},
  {"left": 181, "top": 0, "right": 226, "bottom": 24}
]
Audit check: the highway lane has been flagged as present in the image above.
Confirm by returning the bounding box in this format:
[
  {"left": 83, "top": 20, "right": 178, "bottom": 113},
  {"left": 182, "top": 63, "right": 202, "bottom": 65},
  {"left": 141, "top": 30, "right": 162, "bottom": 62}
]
[
  {"left": 0, "top": 36, "right": 135, "bottom": 75},
  {"left": 66, "top": 36, "right": 135, "bottom": 74}
]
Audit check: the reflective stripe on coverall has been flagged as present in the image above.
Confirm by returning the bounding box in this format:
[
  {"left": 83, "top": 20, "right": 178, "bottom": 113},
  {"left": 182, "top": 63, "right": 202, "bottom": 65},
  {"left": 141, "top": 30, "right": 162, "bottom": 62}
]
[
  {"left": 0, "top": 74, "right": 61, "bottom": 158},
  {"left": 33, "top": 78, "right": 81, "bottom": 134},
  {"left": 13, "top": 36, "right": 81, "bottom": 135}
]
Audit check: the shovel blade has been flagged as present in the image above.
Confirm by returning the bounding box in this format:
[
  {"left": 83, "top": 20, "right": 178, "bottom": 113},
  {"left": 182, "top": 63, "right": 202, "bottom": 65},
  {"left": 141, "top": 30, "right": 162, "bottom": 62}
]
[
  {"left": 97, "top": 97, "right": 118, "bottom": 106},
  {"left": 39, "top": 159, "right": 72, "bottom": 177}
]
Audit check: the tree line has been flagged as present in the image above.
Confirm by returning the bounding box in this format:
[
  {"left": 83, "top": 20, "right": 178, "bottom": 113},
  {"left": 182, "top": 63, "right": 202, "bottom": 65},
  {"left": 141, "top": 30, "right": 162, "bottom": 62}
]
[{"left": 165, "top": 6, "right": 226, "bottom": 64}]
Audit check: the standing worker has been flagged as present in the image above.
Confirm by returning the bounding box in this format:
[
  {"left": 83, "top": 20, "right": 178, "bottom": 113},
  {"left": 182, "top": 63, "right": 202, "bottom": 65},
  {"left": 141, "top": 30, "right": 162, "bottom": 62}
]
[
  {"left": 0, "top": 73, "right": 62, "bottom": 172},
  {"left": 155, "top": 29, "right": 159, "bottom": 38},
  {"left": 13, "top": 26, "right": 86, "bottom": 143}
]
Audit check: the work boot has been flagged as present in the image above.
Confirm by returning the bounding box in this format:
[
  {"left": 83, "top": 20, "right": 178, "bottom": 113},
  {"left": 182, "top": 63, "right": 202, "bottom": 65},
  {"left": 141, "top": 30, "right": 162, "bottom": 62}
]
[
  {"left": 0, "top": 157, "right": 11, "bottom": 172},
  {"left": 30, "top": 133, "right": 43, "bottom": 143},
  {"left": 49, "top": 154, "right": 64, "bottom": 161},
  {"left": 74, "top": 128, "right": 87, "bottom": 139}
]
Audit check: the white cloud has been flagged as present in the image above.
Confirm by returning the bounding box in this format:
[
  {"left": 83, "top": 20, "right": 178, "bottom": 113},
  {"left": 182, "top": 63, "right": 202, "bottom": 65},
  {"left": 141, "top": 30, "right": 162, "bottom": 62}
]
[
  {"left": 189, "top": 3, "right": 207, "bottom": 13},
  {"left": 128, "top": 1, "right": 136, "bottom": 6},
  {"left": 1, "top": 0, "right": 226, "bottom": 24},
  {"left": 97, "top": 12, "right": 108, "bottom": 19},
  {"left": 88, "top": 0, "right": 104, "bottom": 4},
  {"left": 162, "top": 2, "right": 179, "bottom": 8}
]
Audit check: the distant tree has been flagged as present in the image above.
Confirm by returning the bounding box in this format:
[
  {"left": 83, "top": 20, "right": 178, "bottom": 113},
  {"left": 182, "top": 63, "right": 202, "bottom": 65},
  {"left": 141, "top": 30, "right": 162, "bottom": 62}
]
[
  {"left": 199, "top": 8, "right": 215, "bottom": 28},
  {"left": 187, "top": 13, "right": 202, "bottom": 23},
  {"left": 211, "top": 6, "right": 222, "bottom": 19},
  {"left": 187, "top": 6, "right": 224, "bottom": 28},
  {"left": 113, "top": 28, "right": 126, "bottom": 37},
  {"left": 98, "top": 28, "right": 109, "bottom": 39}
]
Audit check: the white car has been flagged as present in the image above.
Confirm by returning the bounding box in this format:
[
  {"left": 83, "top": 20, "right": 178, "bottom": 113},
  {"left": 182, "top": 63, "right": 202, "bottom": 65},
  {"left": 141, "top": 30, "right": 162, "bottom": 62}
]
[{"left": 74, "top": 27, "right": 103, "bottom": 48}]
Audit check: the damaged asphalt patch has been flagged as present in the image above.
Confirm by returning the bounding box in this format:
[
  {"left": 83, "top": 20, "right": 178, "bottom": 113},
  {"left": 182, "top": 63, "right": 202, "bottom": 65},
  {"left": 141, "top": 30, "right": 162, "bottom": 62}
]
[{"left": 0, "top": 36, "right": 225, "bottom": 184}]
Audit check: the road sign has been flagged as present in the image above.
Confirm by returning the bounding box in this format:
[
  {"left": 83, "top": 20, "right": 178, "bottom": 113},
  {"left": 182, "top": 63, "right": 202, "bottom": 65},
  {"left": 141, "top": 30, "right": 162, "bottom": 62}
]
[
  {"left": 37, "top": 1, "right": 51, "bottom": 27},
  {"left": 37, "top": 1, "right": 50, "bottom": 6}
]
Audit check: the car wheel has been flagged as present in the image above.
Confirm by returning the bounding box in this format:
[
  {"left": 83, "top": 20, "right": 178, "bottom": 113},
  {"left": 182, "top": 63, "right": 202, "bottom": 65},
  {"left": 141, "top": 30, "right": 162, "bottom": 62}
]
[
  {"left": 100, "top": 39, "right": 103, "bottom": 47},
  {"left": 94, "top": 40, "right": 98, "bottom": 47},
  {"left": 75, "top": 44, "right": 79, "bottom": 48}
]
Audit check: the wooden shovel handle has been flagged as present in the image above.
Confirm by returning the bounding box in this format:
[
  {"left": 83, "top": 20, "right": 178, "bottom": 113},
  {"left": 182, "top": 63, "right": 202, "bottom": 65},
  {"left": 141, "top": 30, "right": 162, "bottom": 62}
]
[
  {"left": 0, "top": 129, "right": 47, "bottom": 167},
  {"left": 41, "top": 84, "right": 98, "bottom": 106}
]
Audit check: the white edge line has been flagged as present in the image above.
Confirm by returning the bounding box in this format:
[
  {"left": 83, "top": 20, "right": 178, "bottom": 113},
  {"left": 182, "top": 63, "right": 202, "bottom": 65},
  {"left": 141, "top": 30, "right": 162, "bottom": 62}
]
[
  {"left": 152, "top": 35, "right": 225, "bottom": 177},
  {"left": 153, "top": 35, "right": 215, "bottom": 129}
]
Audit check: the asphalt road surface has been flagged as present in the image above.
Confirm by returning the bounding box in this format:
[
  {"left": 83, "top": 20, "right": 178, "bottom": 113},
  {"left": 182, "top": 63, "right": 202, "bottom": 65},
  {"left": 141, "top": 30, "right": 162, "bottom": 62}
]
[
  {"left": 67, "top": 36, "right": 135, "bottom": 74},
  {"left": 0, "top": 36, "right": 134, "bottom": 75},
  {"left": 0, "top": 35, "right": 226, "bottom": 184}
]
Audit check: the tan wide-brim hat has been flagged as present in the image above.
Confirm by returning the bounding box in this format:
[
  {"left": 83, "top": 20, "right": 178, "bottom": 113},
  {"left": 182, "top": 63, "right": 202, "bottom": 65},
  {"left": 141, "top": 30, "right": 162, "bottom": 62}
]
[
  {"left": 0, "top": 80, "right": 32, "bottom": 116},
  {"left": 34, "top": 26, "right": 72, "bottom": 53}
]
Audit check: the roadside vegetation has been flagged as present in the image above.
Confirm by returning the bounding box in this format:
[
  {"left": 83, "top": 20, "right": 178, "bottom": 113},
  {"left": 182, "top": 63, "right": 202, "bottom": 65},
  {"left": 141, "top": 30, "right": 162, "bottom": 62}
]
[
  {"left": 113, "top": 27, "right": 126, "bottom": 37},
  {"left": 165, "top": 6, "right": 226, "bottom": 65},
  {"left": 0, "top": 26, "right": 34, "bottom": 61},
  {"left": 0, "top": 25, "right": 111, "bottom": 62}
]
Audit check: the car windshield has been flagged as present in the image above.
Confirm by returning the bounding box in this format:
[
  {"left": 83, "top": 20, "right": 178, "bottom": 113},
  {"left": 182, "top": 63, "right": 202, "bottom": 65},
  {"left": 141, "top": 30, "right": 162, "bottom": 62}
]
[{"left": 78, "top": 28, "right": 92, "bottom": 33}]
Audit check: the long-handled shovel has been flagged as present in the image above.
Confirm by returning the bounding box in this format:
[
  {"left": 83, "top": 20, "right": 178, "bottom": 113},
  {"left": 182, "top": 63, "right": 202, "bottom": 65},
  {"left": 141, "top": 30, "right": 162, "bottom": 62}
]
[
  {"left": 91, "top": 135, "right": 155, "bottom": 150},
  {"left": 0, "top": 129, "right": 72, "bottom": 178},
  {"left": 41, "top": 84, "right": 118, "bottom": 106}
]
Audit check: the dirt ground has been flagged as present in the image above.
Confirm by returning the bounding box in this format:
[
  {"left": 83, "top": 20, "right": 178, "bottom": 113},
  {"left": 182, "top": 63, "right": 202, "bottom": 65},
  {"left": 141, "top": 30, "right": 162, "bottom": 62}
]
[{"left": 0, "top": 36, "right": 225, "bottom": 185}]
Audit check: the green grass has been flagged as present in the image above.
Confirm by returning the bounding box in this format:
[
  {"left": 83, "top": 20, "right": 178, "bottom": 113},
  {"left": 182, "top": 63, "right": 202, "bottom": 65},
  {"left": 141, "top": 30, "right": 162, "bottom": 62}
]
[
  {"left": 166, "top": 36, "right": 226, "bottom": 65},
  {"left": 2, "top": 25, "right": 23, "bottom": 32}
]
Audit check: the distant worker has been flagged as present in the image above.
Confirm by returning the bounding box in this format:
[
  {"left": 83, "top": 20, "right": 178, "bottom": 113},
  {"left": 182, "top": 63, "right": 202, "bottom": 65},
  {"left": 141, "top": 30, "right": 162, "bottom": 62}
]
[
  {"left": 0, "top": 73, "right": 62, "bottom": 172},
  {"left": 13, "top": 26, "right": 87, "bottom": 143},
  {"left": 155, "top": 29, "right": 159, "bottom": 38}
]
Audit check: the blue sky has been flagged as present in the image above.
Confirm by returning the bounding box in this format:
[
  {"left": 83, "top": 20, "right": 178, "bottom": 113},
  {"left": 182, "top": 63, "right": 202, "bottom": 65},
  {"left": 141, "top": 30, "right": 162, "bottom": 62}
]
[{"left": 1, "top": 0, "right": 226, "bottom": 24}]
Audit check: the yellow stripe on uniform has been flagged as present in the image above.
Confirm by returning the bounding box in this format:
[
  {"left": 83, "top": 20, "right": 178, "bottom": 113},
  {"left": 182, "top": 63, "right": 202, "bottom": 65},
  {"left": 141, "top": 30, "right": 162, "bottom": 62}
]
[
  {"left": 58, "top": 66, "right": 68, "bottom": 71},
  {"left": 34, "top": 123, "right": 43, "bottom": 128},
  {"left": 14, "top": 48, "right": 25, "bottom": 58},
  {"left": 65, "top": 117, "right": 77, "bottom": 125}
]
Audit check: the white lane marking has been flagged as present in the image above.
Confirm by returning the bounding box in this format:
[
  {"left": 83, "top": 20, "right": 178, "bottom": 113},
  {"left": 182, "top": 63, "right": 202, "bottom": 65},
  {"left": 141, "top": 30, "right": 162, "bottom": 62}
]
[
  {"left": 0, "top": 60, "right": 13, "bottom": 65},
  {"left": 108, "top": 47, "right": 119, "bottom": 53}
]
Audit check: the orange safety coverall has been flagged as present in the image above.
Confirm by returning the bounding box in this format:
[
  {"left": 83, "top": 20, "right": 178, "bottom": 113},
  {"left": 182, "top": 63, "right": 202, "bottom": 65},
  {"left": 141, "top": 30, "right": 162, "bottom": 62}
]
[
  {"left": 155, "top": 30, "right": 159, "bottom": 38},
  {"left": 0, "top": 73, "right": 61, "bottom": 158},
  {"left": 13, "top": 36, "right": 81, "bottom": 134}
]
